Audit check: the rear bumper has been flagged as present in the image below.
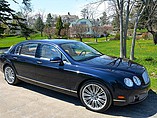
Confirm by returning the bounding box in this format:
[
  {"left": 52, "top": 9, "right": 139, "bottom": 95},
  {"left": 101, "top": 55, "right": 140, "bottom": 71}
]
[{"left": 113, "top": 84, "right": 150, "bottom": 106}]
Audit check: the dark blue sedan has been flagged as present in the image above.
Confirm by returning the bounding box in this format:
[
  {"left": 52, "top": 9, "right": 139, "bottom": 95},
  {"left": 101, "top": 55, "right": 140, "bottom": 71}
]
[{"left": 0, "top": 39, "right": 150, "bottom": 112}]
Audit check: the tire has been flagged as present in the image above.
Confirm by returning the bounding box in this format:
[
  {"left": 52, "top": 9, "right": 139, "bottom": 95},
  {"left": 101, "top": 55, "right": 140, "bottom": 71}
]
[
  {"left": 79, "top": 80, "right": 112, "bottom": 112},
  {"left": 4, "top": 66, "right": 19, "bottom": 85}
]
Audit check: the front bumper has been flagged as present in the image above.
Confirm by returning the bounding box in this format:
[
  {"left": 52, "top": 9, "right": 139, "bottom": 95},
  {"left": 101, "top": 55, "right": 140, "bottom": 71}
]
[{"left": 113, "top": 84, "right": 150, "bottom": 106}]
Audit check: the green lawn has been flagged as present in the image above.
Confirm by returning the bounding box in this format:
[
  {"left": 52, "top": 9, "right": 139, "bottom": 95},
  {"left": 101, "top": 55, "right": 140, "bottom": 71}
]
[
  {"left": 0, "top": 36, "right": 157, "bottom": 91},
  {"left": 0, "top": 34, "right": 47, "bottom": 48}
]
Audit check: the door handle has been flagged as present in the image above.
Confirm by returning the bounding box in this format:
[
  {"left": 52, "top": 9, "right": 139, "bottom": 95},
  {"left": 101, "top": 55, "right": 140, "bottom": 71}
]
[{"left": 37, "top": 61, "right": 42, "bottom": 64}]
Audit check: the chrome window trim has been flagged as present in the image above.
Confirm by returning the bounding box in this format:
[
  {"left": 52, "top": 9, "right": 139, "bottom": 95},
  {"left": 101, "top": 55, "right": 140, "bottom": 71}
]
[
  {"left": 14, "top": 42, "right": 71, "bottom": 64},
  {"left": 17, "top": 75, "right": 77, "bottom": 94},
  {"left": 14, "top": 43, "right": 39, "bottom": 57},
  {"left": 20, "top": 54, "right": 35, "bottom": 58}
]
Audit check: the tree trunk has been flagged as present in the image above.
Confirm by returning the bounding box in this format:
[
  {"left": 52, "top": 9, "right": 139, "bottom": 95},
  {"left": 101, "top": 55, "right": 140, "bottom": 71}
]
[
  {"left": 80, "top": 37, "right": 82, "bottom": 42},
  {"left": 25, "top": 36, "right": 28, "bottom": 40},
  {"left": 58, "top": 29, "right": 61, "bottom": 36},
  {"left": 41, "top": 31, "right": 43, "bottom": 37},
  {"left": 147, "top": 29, "right": 157, "bottom": 45},
  {"left": 79, "top": 35, "right": 82, "bottom": 42},
  {"left": 130, "top": 5, "right": 145, "bottom": 60},
  {"left": 48, "top": 34, "right": 51, "bottom": 39},
  {"left": 123, "top": 0, "right": 130, "bottom": 58},
  {"left": 119, "top": 0, "right": 124, "bottom": 58},
  {"left": 152, "top": 32, "right": 157, "bottom": 45},
  {"left": 95, "top": 37, "right": 98, "bottom": 43},
  {"left": 130, "top": 21, "right": 138, "bottom": 60}
]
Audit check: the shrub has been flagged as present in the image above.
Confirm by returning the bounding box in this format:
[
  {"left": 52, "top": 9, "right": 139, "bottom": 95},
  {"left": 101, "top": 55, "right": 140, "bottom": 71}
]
[
  {"left": 114, "top": 33, "right": 120, "bottom": 40},
  {"left": 141, "top": 32, "right": 148, "bottom": 40}
]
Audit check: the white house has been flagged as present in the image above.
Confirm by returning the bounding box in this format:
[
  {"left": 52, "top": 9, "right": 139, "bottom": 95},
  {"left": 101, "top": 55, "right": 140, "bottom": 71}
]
[
  {"left": 70, "top": 18, "right": 94, "bottom": 37},
  {"left": 61, "top": 13, "right": 79, "bottom": 24}
]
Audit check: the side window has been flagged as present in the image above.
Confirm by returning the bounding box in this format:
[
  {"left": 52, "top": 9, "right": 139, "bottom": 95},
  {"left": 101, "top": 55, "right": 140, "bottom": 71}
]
[
  {"left": 20, "top": 43, "right": 38, "bottom": 57},
  {"left": 15, "top": 45, "right": 22, "bottom": 55},
  {"left": 40, "top": 44, "right": 61, "bottom": 59}
]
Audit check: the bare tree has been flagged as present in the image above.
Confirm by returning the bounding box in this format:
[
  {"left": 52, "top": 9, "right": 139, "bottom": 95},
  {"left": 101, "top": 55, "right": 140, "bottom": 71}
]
[
  {"left": 43, "top": 26, "right": 55, "bottom": 39},
  {"left": 61, "top": 23, "right": 70, "bottom": 38},
  {"left": 92, "top": 26, "right": 100, "bottom": 43},
  {"left": 70, "top": 24, "right": 88, "bottom": 42},
  {"left": 87, "top": 0, "right": 133, "bottom": 58},
  {"left": 81, "top": 8, "right": 89, "bottom": 19},
  {"left": 117, "top": 0, "right": 124, "bottom": 58},
  {"left": 143, "top": 0, "right": 157, "bottom": 45},
  {"left": 130, "top": 1, "right": 146, "bottom": 60},
  {"left": 109, "top": 1, "right": 120, "bottom": 30},
  {"left": 86, "top": 0, "right": 149, "bottom": 60}
]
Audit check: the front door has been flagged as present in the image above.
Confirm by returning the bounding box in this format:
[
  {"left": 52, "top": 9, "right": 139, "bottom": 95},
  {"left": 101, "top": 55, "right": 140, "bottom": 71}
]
[{"left": 35, "top": 44, "right": 78, "bottom": 90}]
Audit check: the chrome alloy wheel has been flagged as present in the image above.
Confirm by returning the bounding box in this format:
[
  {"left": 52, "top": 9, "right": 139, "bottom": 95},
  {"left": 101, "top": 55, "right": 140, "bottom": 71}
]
[
  {"left": 82, "top": 84, "right": 107, "bottom": 111},
  {"left": 4, "top": 66, "right": 15, "bottom": 84}
]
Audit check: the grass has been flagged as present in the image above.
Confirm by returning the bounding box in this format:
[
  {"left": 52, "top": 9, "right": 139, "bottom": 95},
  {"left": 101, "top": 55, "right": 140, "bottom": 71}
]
[
  {"left": 0, "top": 35, "right": 157, "bottom": 91},
  {"left": 0, "top": 34, "right": 47, "bottom": 48},
  {"left": 0, "top": 36, "right": 25, "bottom": 48}
]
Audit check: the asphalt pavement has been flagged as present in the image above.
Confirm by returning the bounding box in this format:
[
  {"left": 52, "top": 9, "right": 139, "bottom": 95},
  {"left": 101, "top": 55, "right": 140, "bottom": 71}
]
[{"left": 0, "top": 71, "right": 157, "bottom": 118}]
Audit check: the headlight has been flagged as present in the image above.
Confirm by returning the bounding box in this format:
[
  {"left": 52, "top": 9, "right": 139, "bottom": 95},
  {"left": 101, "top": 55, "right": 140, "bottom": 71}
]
[
  {"left": 142, "top": 71, "right": 150, "bottom": 84},
  {"left": 124, "top": 78, "right": 133, "bottom": 87},
  {"left": 133, "top": 76, "right": 141, "bottom": 86}
]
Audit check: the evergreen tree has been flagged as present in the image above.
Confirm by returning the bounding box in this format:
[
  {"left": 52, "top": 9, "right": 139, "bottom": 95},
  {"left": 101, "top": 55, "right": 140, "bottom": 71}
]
[
  {"left": 0, "top": 0, "right": 19, "bottom": 36},
  {"left": 56, "top": 16, "right": 63, "bottom": 36},
  {"left": 19, "top": 22, "right": 34, "bottom": 40},
  {"left": 100, "top": 12, "right": 109, "bottom": 25},
  {"left": 16, "top": 11, "right": 35, "bottom": 40},
  {"left": 46, "top": 13, "right": 53, "bottom": 27},
  {"left": 0, "top": 0, "right": 33, "bottom": 38},
  {"left": 34, "top": 16, "right": 44, "bottom": 37}
]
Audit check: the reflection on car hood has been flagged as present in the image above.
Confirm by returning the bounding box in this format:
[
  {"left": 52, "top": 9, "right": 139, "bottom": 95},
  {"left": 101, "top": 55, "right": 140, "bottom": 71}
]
[{"left": 80, "top": 55, "right": 145, "bottom": 74}]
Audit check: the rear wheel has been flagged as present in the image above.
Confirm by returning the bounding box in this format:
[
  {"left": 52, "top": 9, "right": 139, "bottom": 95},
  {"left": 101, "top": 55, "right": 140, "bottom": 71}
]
[
  {"left": 4, "top": 66, "right": 19, "bottom": 85},
  {"left": 80, "top": 81, "right": 112, "bottom": 112}
]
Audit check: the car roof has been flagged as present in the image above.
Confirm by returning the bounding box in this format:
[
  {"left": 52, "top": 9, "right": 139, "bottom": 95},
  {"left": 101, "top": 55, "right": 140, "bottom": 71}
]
[{"left": 21, "top": 39, "right": 79, "bottom": 45}]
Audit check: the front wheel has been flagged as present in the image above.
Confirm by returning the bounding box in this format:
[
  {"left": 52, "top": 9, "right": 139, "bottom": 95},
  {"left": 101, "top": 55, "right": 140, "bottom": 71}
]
[
  {"left": 79, "top": 81, "right": 112, "bottom": 112},
  {"left": 4, "top": 66, "right": 19, "bottom": 85}
]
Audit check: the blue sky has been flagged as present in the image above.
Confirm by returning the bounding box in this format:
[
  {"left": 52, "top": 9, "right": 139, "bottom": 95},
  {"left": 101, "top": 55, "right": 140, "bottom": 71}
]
[{"left": 9, "top": 0, "right": 93, "bottom": 17}]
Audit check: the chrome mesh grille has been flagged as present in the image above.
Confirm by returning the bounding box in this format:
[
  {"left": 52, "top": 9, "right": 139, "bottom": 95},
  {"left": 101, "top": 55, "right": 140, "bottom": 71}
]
[{"left": 142, "top": 71, "right": 150, "bottom": 84}]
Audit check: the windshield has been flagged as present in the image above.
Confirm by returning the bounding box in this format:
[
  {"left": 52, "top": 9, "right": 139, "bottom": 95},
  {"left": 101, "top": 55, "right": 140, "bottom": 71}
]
[{"left": 60, "top": 42, "right": 102, "bottom": 61}]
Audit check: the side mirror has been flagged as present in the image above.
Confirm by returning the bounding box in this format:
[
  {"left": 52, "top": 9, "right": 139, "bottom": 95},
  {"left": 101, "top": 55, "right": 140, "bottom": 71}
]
[{"left": 50, "top": 57, "right": 62, "bottom": 63}]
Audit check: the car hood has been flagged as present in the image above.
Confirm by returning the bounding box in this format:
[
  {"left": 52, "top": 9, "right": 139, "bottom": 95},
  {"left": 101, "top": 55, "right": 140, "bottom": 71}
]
[{"left": 80, "top": 55, "right": 145, "bottom": 74}]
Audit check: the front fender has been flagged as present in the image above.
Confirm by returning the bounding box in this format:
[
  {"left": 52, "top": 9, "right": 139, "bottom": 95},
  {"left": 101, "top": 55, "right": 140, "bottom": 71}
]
[{"left": 75, "top": 66, "right": 122, "bottom": 97}]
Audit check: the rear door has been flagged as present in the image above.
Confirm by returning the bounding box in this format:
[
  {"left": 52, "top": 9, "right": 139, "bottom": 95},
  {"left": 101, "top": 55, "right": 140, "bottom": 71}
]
[{"left": 12, "top": 43, "right": 39, "bottom": 79}]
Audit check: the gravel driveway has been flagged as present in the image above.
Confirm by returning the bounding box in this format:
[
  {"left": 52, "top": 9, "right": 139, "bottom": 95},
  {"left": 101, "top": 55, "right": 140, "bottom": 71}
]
[{"left": 0, "top": 71, "right": 157, "bottom": 118}]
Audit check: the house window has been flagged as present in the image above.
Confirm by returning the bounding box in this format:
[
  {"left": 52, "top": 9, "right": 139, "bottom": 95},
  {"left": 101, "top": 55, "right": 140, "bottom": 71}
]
[{"left": 80, "top": 21, "right": 86, "bottom": 25}]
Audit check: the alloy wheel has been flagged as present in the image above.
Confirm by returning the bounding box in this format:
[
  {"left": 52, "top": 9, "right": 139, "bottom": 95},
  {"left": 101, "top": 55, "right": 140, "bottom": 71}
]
[
  {"left": 4, "top": 66, "right": 15, "bottom": 84},
  {"left": 81, "top": 83, "right": 108, "bottom": 111}
]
